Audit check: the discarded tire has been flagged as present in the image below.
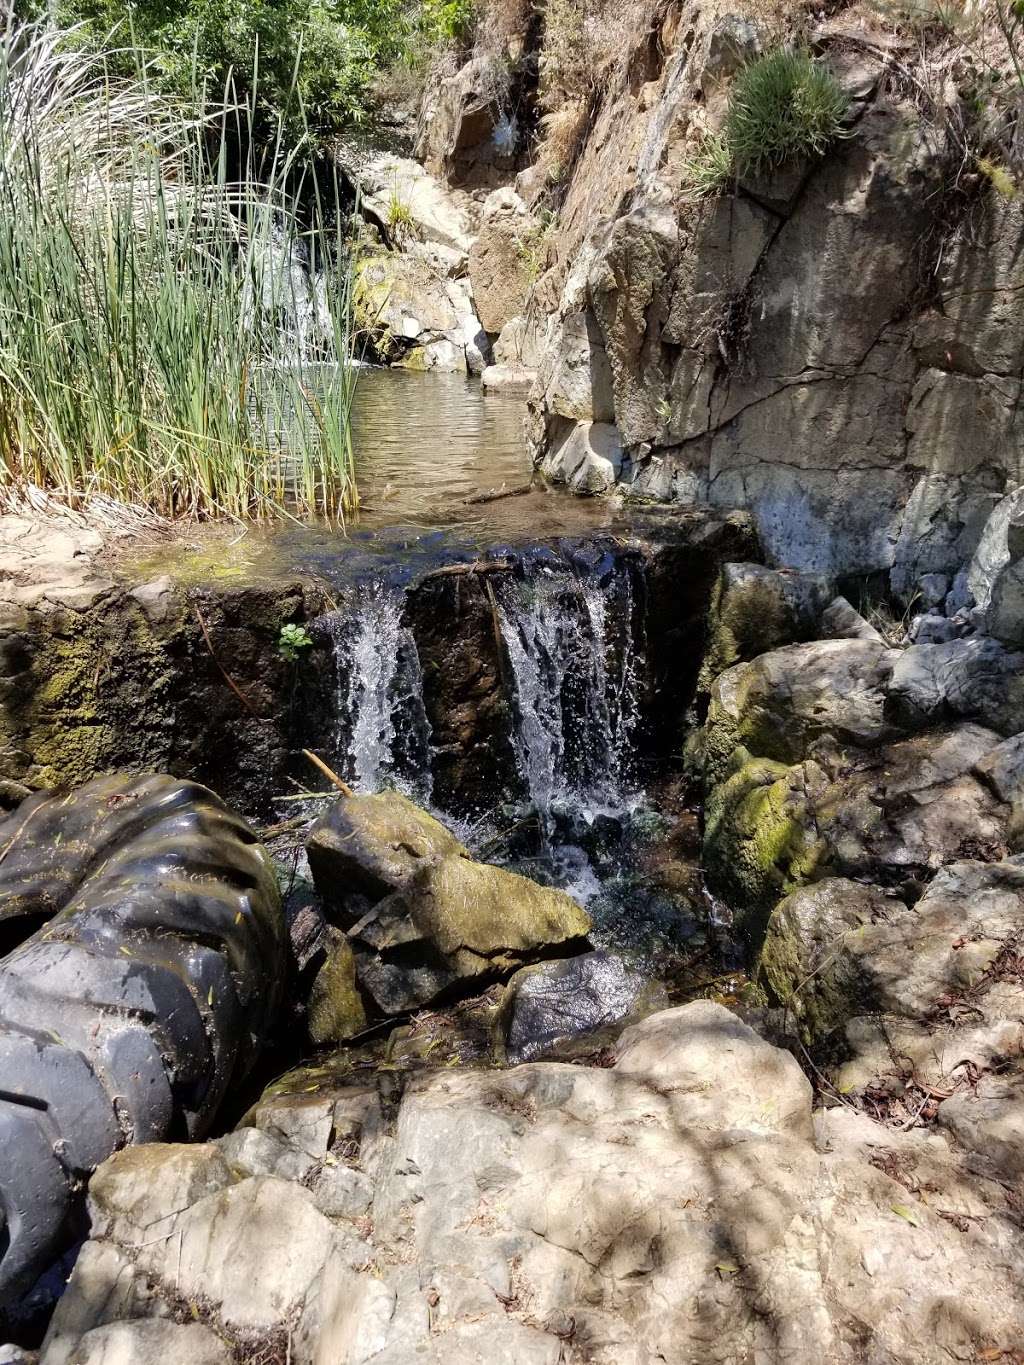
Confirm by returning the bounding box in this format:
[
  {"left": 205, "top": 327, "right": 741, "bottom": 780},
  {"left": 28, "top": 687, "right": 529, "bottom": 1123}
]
[{"left": 0, "top": 773, "right": 284, "bottom": 1308}]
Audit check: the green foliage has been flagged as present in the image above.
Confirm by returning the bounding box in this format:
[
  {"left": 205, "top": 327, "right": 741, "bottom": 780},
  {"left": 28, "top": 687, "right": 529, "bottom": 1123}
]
[
  {"left": 725, "top": 49, "right": 849, "bottom": 174},
  {"left": 0, "top": 23, "right": 358, "bottom": 521},
  {"left": 21, "top": 0, "right": 464, "bottom": 146},
  {"left": 681, "top": 131, "right": 732, "bottom": 199},
  {"left": 278, "top": 622, "right": 314, "bottom": 662}
]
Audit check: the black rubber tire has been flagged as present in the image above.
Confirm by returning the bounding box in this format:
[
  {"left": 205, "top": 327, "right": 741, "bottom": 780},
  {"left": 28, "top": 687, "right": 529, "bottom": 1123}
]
[{"left": 0, "top": 774, "right": 284, "bottom": 1309}]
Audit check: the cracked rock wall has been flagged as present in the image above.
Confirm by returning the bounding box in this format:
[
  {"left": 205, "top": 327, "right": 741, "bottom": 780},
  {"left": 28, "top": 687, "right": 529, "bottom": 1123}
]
[{"left": 523, "top": 9, "right": 1024, "bottom": 588}]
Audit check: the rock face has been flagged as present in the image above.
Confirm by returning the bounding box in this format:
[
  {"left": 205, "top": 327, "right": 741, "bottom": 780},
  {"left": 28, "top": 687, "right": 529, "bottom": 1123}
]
[
  {"left": 43, "top": 1001, "right": 1024, "bottom": 1363},
  {"left": 467, "top": 189, "right": 539, "bottom": 334},
  {"left": 488, "top": 6, "right": 1024, "bottom": 586},
  {"left": 0, "top": 519, "right": 330, "bottom": 812},
  {"left": 0, "top": 774, "right": 284, "bottom": 1309}
]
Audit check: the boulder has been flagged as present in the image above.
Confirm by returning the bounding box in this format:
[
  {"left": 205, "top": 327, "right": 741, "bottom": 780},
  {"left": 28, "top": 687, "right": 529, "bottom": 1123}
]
[
  {"left": 539, "top": 420, "right": 623, "bottom": 494},
  {"left": 967, "top": 483, "right": 1024, "bottom": 611},
  {"left": 496, "top": 950, "right": 661, "bottom": 1064},
  {"left": 819, "top": 595, "right": 885, "bottom": 643},
  {"left": 307, "top": 927, "right": 368, "bottom": 1046},
  {"left": 307, "top": 790, "right": 468, "bottom": 912},
  {"left": 887, "top": 636, "right": 1024, "bottom": 736},
  {"left": 702, "top": 637, "right": 898, "bottom": 785},
  {"left": 704, "top": 724, "right": 1013, "bottom": 933},
  {"left": 0, "top": 774, "right": 283, "bottom": 1307},
  {"left": 468, "top": 189, "right": 540, "bottom": 334},
  {"left": 352, "top": 252, "right": 471, "bottom": 372},
  {"left": 698, "top": 562, "right": 833, "bottom": 690},
  {"left": 350, "top": 854, "right": 592, "bottom": 1014}
]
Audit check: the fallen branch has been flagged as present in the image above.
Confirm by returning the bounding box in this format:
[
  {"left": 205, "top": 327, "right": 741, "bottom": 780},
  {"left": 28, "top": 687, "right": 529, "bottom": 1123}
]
[
  {"left": 302, "top": 749, "right": 355, "bottom": 797},
  {"left": 465, "top": 482, "right": 534, "bottom": 506},
  {"left": 422, "top": 559, "right": 511, "bottom": 580},
  {"left": 193, "top": 605, "right": 266, "bottom": 720}
]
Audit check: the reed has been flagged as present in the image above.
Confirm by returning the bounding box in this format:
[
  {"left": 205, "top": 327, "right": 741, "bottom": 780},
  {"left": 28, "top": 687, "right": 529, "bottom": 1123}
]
[{"left": 0, "top": 20, "right": 358, "bottom": 522}]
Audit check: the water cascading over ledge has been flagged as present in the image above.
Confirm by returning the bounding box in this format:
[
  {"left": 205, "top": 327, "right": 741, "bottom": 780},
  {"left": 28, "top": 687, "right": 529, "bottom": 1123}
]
[{"left": 310, "top": 544, "right": 650, "bottom": 831}]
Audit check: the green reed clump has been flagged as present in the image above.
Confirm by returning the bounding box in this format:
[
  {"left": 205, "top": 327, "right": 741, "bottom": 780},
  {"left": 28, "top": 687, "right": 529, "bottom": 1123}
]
[
  {"left": 725, "top": 49, "right": 849, "bottom": 174},
  {"left": 0, "top": 21, "right": 358, "bottom": 521}
]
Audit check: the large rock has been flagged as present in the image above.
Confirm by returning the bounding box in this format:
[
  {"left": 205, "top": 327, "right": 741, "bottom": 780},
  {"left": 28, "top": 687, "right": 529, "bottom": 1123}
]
[
  {"left": 538, "top": 420, "right": 623, "bottom": 494},
  {"left": 702, "top": 637, "right": 898, "bottom": 785},
  {"left": 349, "top": 854, "right": 592, "bottom": 1013},
  {"left": 43, "top": 1001, "right": 1024, "bottom": 1363},
  {"left": 352, "top": 252, "right": 477, "bottom": 372},
  {"left": 763, "top": 858, "right": 1024, "bottom": 1099},
  {"left": 468, "top": 189, "right": 540, "bottom": 334},
  {"left": 496, "top": 950, "right": 660, "bottom": 1064},
  {"left": 698, "top": 562, "right": 833, "bottom": 690},
  {"left": 0, "top": 774, "right": 283, "bottom": 1310},
  {"left": 307, "top": 790, "right": 468, "bottom": 911},
  {"left": 415, "top": 54, "right": 522, "bottom": 189},
  {"left": 704, "top": 723, "right": 1014, "bottom": 932},
  {"left": 307, "top": 927, "right": 367, "bottom": 1046},
  {"left": 887, "top": 636, "right": 1024, "bottom": 736}
]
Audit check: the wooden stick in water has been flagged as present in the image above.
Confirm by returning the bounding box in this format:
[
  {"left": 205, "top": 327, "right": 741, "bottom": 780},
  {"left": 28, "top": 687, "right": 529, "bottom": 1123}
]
[{"left": 302, "top": 749, "right": 355, "bottom": 797}]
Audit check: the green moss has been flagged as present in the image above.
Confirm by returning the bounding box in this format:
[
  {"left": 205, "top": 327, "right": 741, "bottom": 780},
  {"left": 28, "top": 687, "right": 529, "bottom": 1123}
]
[
  {"left": 703, "top": 757, "right": 824, "bottom": 946},
  {"left": 698, "top": 573, "right": 794, "bottom": 694},
  {"left": 308, "top": 928, "right": 367, "bottom": 1046}
]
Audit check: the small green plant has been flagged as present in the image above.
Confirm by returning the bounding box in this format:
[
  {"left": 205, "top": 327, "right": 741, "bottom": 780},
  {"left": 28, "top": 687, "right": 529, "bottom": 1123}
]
[
  {"left": 681, "top": 131, "right": 733, "bottom": 199},
  {"left": 978, "top": 155, "right": 1018, "bottom": 197},
  {"left": 725, "top": 49, "right": 850, "bottom": 174},
  {"left": 278, "top": 623, "right": 314, "bottom": 663},
  {"left": 387, "top": 187, "right": 414, "bottom": 238}
]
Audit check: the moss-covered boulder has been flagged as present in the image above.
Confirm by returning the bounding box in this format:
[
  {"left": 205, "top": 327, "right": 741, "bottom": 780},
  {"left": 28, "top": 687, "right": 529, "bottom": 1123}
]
[
  {"left": 698, "top": 562, "right": 832, "bottom": 694},
  {"left": 352, "top": 854, "right": 592, "bottom": 1014},
  {"left": 307, "top": 790, "right": 469, "bottom": 911},
  {"left": 703, "top": 723, "right": 1015, "bottom": 947},
  {"left": 702, "top": 638, "right": 897, "bottom": 788},
  {"left": 702, "top": 754, "right": 825, "bottom": 941},
  {"left": 758, "top": 879, "right": 893, "bottom": 1045},
  {"left": 307, "top": 928, "right": 368, "bottom": 1046}
]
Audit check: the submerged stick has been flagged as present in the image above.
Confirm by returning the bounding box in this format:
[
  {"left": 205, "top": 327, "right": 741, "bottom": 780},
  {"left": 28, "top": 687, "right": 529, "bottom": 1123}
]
[
  {"left": 465, "top": 482, "right": 533, "bottom": 506},
  {"left": 302, "top": 749, "right": 355, "bottom": 798},
  {"left": 422, "top": 559, "right": 511, "bottom": 580}
]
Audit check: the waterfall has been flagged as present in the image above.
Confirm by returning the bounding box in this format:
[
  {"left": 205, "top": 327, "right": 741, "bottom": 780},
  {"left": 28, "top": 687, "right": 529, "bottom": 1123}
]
[
  {"left": 323, "top": 583, "right": 432, "bottom": 800},
  {"left": 256, "top": 221, "right": 336, "bottom": 361},
  {"left": 495, "top": 557, "right": 644, "bottom": 830}
]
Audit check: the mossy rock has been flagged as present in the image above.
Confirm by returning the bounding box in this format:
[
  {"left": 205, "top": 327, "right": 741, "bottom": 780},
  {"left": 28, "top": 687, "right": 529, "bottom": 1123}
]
[
  {"left": 703, "top": 755, "right": 826, "bottom": 944},
  {"left": 307, "top": 928, "right": 368, "bottom": 1046},
  {"left": 757, "top": 879, "right": 888, "bottom": 1046},
  {"left": 697, "top": 563, "right": 831, "bottom": 695},
  {"left": 307, "top": 790, "right": 469, "bottom": 911}
]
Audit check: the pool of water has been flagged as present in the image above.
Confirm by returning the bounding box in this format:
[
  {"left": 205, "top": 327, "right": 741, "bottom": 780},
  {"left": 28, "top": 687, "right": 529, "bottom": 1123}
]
[{"left": 125, "top": 368, "right": 627, "bottom": 585}]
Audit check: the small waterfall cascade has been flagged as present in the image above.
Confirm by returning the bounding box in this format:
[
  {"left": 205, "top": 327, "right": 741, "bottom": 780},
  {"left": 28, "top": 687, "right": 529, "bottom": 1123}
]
[
  {"left": 322, "top": 582, "right": 432, "bottom": 800},
  {"left": 260, "top": 221, "right": 336, "bottom": 360},
  {"left": 495, "top": 555, "right": 645, "bottom": 831}
]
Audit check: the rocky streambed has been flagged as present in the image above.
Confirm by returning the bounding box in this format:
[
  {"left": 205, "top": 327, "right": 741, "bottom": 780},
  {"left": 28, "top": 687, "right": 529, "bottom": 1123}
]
[{"left": 3, "top": 476, "right": 1024, "bottom": 1362}]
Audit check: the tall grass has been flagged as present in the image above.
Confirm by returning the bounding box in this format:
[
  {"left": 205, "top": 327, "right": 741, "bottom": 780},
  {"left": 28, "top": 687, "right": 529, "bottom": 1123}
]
[{"left": 0, "top": 20, "right": 359, "bottom": 522}]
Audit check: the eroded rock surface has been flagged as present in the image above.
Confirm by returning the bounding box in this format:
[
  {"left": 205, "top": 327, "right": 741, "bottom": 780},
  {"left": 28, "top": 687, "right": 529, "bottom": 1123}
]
[{"left": 42, "top": 1002, "right": 1024, "bottom": 1364}]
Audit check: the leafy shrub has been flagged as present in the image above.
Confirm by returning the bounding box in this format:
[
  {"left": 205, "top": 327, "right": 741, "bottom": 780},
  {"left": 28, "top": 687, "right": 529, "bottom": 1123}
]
[
  {"left": 725, "top": 49, "right": 849, "bottom": 174},
  {"left": 18, "top": 0, "right": 455, "bottom": 147}
]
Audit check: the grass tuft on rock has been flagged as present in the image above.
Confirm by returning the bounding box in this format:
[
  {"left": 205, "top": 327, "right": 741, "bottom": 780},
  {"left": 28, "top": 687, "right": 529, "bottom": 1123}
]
[{"left": 725, "top": 48, "right": 849, "bottom": 174}]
